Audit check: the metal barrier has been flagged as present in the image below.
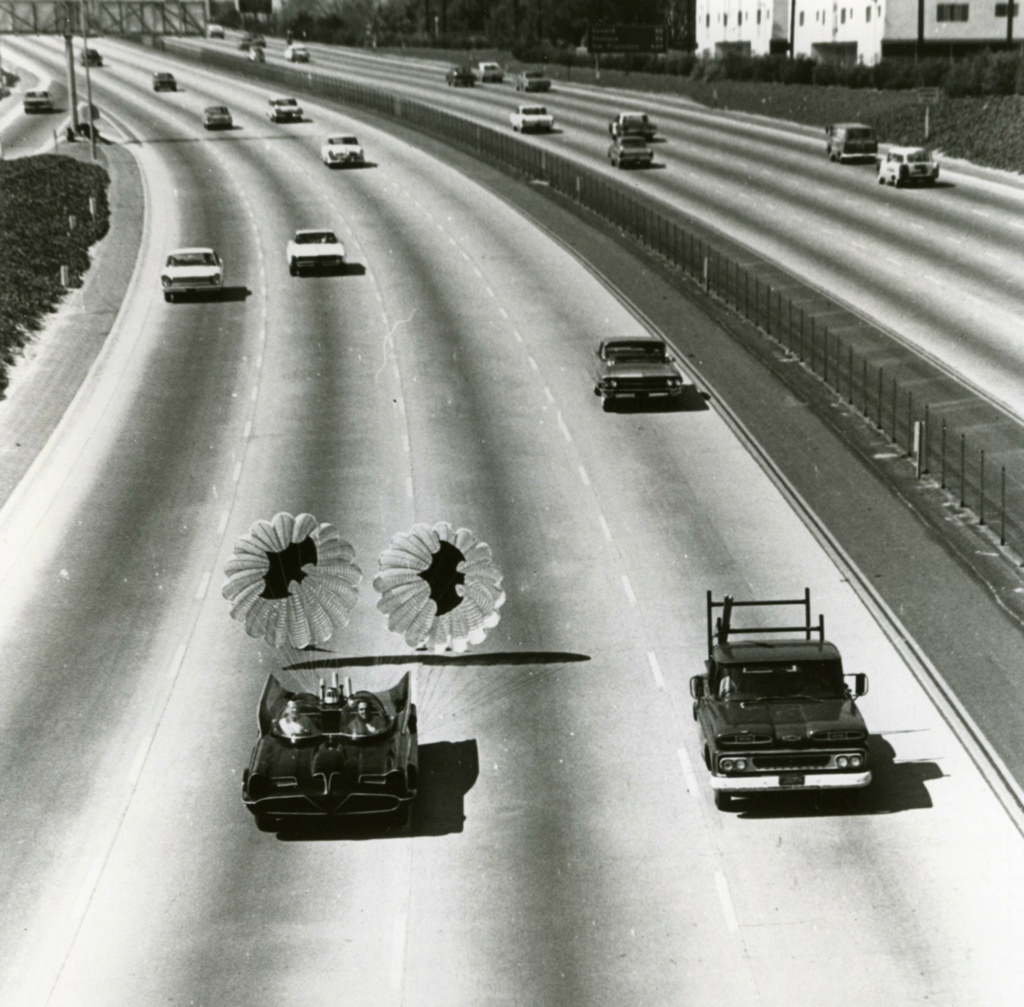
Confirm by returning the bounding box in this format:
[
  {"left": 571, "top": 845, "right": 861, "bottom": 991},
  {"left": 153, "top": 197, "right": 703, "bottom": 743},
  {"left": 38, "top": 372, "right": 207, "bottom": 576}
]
[{"left": 155, "top": 37, "right": 1024, "bottom": 563}]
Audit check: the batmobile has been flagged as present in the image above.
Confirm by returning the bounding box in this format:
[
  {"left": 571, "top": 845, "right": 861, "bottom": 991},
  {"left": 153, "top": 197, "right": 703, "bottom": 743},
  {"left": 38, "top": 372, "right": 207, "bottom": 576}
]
[{"left": 242, "top": 672, "right": 418, "bottom": 832}]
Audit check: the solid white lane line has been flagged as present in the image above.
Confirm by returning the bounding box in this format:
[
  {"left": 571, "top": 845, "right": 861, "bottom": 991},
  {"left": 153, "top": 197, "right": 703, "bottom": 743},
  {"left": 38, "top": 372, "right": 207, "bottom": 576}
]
[
  {"left": 598, "top": 514, "right": 612, "bottom": 541},
  {"left": 578, "top": 465, "right": 590, "bottom": 486}
]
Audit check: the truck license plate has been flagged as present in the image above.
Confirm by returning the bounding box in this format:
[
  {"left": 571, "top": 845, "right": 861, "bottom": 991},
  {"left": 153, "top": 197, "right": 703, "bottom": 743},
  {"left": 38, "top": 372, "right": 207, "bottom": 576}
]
[{"left": 779, "top": 773, "right": 805, "bottom": 788}]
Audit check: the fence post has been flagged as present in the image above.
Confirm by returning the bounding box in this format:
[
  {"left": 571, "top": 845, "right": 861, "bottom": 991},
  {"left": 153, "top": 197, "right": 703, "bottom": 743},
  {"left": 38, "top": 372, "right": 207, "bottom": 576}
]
[
  {"left": 922, "top": 404, "right": 929, "bottom": 473},
  {"left": 1001, "top": 466, "right": 1006, "bottom": 545},
  {"left": 979, "top": 450, "right": 986, "bottom": 525},
  {"left": 941, "top": 419, "right": 947, "bottom": 489},
  {"left": 766, "top": 285, "right": 772, "bottom": 337},
  {"left": 960, "top": 434, "right": 966, "bottom": 508}
]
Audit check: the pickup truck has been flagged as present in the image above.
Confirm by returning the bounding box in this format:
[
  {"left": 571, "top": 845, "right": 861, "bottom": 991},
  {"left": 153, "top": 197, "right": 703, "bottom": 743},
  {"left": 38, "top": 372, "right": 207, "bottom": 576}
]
[
  {"left": 690, "top": 590, "right": 871, "bottom": 810},
  {"left": 608, "top": 111, "right": 657, "bottom": 141},
  {"left": 510, "top": 104, "right": 554, "bottom": 133}
]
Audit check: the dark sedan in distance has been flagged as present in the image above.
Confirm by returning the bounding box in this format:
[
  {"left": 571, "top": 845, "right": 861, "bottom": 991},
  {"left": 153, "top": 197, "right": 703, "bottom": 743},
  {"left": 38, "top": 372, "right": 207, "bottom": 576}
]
[
  {"left": 445, "top": 65, "right": 476, "bottom": 87},
  {"left": 594, "top": 336, "right": 688, "bottom": 410}
]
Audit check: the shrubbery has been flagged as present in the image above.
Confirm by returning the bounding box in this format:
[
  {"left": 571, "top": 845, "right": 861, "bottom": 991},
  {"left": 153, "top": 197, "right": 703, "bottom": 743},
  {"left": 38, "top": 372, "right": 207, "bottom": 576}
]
[{"left": 0, "top": 154, "right": 110, "bottom": 397}]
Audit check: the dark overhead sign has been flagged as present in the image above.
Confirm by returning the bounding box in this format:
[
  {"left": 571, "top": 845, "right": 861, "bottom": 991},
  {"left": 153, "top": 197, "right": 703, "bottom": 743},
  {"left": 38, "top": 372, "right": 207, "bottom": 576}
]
[{"left": 588, "top": 24, "right": 668, "bottom": 55}]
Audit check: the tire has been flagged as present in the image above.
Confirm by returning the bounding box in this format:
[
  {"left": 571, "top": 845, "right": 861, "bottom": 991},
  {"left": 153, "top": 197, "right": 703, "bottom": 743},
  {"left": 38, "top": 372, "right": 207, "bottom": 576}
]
[
  {"left": 715, "top": 790, "right": 732, "bottom": 811},
  {"left": 254, "top": 813, "right": 280, "bottom": 833},
  {"left": 163, "top": 291, "right": 173, "bottom": 302},
  {"left": 877, "top": 174, "right": 885, "bottom": 185},
  {"left": 289, "top": 259, "right": 298, "bottom": 277},
  {"left": 602, "top": 396, "right": 615, "bottom": 412}
]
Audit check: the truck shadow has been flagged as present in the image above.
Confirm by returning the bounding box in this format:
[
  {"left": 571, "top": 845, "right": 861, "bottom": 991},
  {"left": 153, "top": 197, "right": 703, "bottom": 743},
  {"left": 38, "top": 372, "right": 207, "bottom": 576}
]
[
  {"left": 731, "top": 735, "right": 943, "bottom": 818},
  {"left": 605, "top": 387, "right": 709, "bottom": 413}
]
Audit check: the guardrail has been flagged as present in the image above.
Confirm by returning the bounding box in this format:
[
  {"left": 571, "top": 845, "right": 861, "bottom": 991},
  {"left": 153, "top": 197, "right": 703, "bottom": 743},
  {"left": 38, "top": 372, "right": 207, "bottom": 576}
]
[{"left": 153, "top": 37, "right": 1024, "bottom": 566}]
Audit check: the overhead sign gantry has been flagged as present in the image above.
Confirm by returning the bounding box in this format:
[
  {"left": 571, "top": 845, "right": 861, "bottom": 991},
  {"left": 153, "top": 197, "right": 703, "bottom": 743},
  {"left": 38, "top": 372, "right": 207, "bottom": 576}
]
[{"left": 0, "top": 1, "right": 207, "bottom": 36}]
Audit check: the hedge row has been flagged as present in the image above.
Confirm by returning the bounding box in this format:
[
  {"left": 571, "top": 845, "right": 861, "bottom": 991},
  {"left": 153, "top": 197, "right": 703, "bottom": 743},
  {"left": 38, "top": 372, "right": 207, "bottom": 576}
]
[{"left": 0, "top": 154, "right": 110, "bottom": 397}]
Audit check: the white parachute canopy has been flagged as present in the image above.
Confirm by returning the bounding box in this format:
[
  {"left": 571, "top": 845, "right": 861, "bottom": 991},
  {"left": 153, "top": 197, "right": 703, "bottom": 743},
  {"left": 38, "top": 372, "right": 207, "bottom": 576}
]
[
  {"left": 222, "top": 512, "right": 362, "bottom": 649},
  {"left": 374, "top": 521, "right": 505, "bottom": 653}
]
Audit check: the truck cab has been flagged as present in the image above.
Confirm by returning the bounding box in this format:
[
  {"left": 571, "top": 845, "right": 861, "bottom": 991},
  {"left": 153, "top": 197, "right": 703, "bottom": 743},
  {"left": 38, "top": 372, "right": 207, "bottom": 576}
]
[{"left": 690, "top": 590, "right": 871, "bottom": 810}]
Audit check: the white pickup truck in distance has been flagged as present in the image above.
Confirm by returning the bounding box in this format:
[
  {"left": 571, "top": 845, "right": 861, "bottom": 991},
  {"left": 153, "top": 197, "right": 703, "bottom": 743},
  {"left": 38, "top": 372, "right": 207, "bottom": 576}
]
[
  {"left": 475, "top": 61, "right": 504, "bottom": 82},
  {"left": 510, "top": 105, "right": 554, "bottom": 133}
]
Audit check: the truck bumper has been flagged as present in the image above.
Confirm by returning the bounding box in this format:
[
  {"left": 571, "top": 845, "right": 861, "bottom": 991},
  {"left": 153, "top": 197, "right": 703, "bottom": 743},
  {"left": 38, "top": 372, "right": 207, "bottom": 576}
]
[{"left": 710, "top": 770, "right": 871, "bottom": 793}]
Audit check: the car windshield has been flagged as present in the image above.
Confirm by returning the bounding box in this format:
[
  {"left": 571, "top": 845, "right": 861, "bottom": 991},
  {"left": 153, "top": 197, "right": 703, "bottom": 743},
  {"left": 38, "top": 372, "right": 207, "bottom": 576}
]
[
  {"left": 274, "top": 99, "right": 298, "bottom": 106},
  {"left": 168, "top": 252, "right": 217, "bottom": 267},
  {"left": 206, "top": 107, "right": 228, "bottom": 115},
  {"left": 906, "top": 149, "right": 931, "bottom": 162},
  {"left": 295, "top": 232, "right": 338, "bottom": 245},
  {"left": 523, "top": 107, "right": 547, "bottom": 116},
  {"left": 329, "top": 136, "right": 359, "bottom": 145},
  {"left": 525, "top": 71, "right": 544, "bottom": 78},
  {"left": 719, "top": 662, "right": 847, "bottom": 701},
  {"left": 619, "top": 137, "right": 646, "bottom": 148},
  {"left": 605, "top": 342, "right": 665, "bottom": 360}
]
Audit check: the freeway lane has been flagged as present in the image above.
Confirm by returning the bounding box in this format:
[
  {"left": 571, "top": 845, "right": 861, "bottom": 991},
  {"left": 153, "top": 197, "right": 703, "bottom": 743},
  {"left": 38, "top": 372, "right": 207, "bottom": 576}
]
[
  {"left": 2, "top": 34, "right": 1024, "bottom": 1007},
  {"left": 174, "top": 36, "right": 1024, "bottom": 424}
]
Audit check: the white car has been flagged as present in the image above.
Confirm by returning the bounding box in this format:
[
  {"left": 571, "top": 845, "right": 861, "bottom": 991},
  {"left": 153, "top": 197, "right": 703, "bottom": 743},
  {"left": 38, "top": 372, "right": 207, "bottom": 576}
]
[
  {"left": 285, "top": 44, "right": 310, "bottom": 62},
  {"left": 475, "top": 61, "right": 503, "bottom": 83},
  {"left": 23, "top": 90, "right": 53, "bottom": 113},
  {"left": 268, "top": 97, "right": 303, "bottom": 123},
  {"left": 510, "top": 104, "right": 554, "bottom": 133},
  {"left": 877, "top": 146, "right": 939, "bottom": 187},
  {"left": 321, "top": 134, "right": 365, "bottom": 167},
  {"left": 286, "top": 229, "right": 346, "bottom": 275},
  {"left": 207, "top": 24, "right": 225, "bottom": 39},
  {"left": 202, "top": 105, "right": 233, "bottom": 129},
  {"left": 160, "top": 248, "right": 223, "bottom": 301}
]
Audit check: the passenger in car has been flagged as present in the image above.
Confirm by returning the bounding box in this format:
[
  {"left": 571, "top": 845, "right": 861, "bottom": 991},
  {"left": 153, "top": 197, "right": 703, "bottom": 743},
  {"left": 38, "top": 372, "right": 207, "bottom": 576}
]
[
  {"left": 350, "top": 699, "right": 380, "bottom": 735},
  {"left": 278, "top": 700, "right": 314, "bottom": 738}
]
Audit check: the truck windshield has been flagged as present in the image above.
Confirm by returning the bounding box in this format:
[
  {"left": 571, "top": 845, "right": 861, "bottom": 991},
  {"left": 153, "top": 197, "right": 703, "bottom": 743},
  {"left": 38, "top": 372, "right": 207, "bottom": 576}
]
[{"left": 720, "top": 661, "right": 846, "bottom": 701}]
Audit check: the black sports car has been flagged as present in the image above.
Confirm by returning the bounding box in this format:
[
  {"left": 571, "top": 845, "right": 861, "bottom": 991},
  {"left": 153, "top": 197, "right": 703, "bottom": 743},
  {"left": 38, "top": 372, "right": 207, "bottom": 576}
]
[{"left": 242, "top": 672, "right": 418, "bottom": 832}]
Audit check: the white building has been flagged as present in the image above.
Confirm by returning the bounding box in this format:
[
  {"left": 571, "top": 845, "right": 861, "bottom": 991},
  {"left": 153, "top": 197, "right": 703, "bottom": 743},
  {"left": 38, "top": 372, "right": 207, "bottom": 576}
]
[{"left": 694, "top": 0, "right": 1022, "bottom": 64}]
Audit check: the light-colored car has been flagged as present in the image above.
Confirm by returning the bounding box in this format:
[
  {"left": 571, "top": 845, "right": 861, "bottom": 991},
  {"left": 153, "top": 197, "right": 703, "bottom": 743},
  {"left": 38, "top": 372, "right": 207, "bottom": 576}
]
[
  {"left": 321, "top": 134, "right": 365, "bottom": 167},
  {"left": 207, "top": 24, "right": 225, "bottom": 39},
  {"left": 475, "top": 61, "right": 504, "bottom": 83},
  {"left": 877, "top": 146, "right": 939, "bottom": 187},
  {"left": 510, "top": 104, "right": 554, "bottom": 133},
  {"left": 202, "top": 105, "right": 233, "bottom": 129},
  {"left": 160, "top": 248, "right": 223, "bottom": 301},
  {"left": 285, "top": 43, "right": 310, "bottom": 62},
  {"left": 23, "top": 90, "right": 53, "bottom": 113},
  {"left": 608, "top": 135, "right": 653, "bottom": 169},
  {"left": 286, "top": 229, "right": 346, "bottom": 275},
  {"left": 593, "top": 337, "right": 687, "bottom": 410},
  {"left": 514, "top": 70, "right": 551, "bottom": 92},
  {"left": 268, "top": 97, "right": 303, "bottom": 123},
  {"left": 609, "top": 111, "right": 657, "bottom": 141}
]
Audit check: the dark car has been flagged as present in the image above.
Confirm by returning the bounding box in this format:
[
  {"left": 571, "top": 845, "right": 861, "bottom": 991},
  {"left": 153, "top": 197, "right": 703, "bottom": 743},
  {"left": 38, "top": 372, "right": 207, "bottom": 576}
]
[
  {"left": 446, "top": 65, "right": 476, "bottom": 87},
  {"left": 593, "top": 336, "right": 687, "bottom": 409},
  {"left": 514, "top": 69, "right": 551, "bottom": 92},
  {"left": 825, "top": 122, "right": 878, "bottom": 163},
  {"left": 608, "top": 135, "right": 654, "bottom": 169},
  {"left": 79, "top": 48, "right": 103, "bottom": 67},
  {"left": 242, "top": 673, "right": 418, "bottom": 832},
  {"left": 239, "top": 33, "right": 266, "bottom": 51},
  {"left": 152, "top": 72, "right": 177, "bottom": 92}
]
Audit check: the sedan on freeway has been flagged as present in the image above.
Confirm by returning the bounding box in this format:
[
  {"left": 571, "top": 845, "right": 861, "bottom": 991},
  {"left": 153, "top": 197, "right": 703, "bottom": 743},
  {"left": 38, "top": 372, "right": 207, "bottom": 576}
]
[
  {"left": 202, "top": 105, "right": 233, "bottom": 129},
  {"left": 608, "top": 135, "right": 654, "bottom": 169},
  {"left": 321, "top": 134, "right": 365, "bottom": 167},
  {"left": 152, "top": 72, "right": 177, "bottom": 92},
  {"left": 268, "top": 97, "right": 303, "bottom": 123},
  {"left": 286, "top": 229, "right": 346, "bottom": 275},
  {"left": 445, "top": 65, "right": 475, "bottom": 87},
  {"left": 877, "top": 146, "right": 939, "bottom": 187},
  {"left": 23, "top": 90, "right": 53, "bottom": 113},
  {"left": 593, "top": 336, "right": 687, "bottom": 409},
  {"left": 160, "top": 247, "right": 223, "bottom": 301}
]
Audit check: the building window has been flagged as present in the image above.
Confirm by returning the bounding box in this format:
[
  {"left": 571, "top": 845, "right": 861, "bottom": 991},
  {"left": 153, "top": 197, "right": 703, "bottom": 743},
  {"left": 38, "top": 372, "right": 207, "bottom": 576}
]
[
  {"left": 757, "top": 9, "right": 762, "bottom": 22},
  {"left": 723, "top": 13, "right": 728, "bottom": 25},
  {"left": 841, "top": 8, "right": 846, "bottom": 20},
  {"left": 800, "top": 11, "right": 805, "bottom": 24},
  {"left": 706, "top": 13, "right": 711, "bottom": 27},
  {"left": 738, "top": 11, "right": 743, "bottom": 24},
  {"left": 866, "top": 6, "right": 872, "bottom": 19},
  {"left": 995, "top": 3, "right": 1019, "bottom": 14},
  {"left": 936, "top": 3, "right": 970, "bottom": 19}
]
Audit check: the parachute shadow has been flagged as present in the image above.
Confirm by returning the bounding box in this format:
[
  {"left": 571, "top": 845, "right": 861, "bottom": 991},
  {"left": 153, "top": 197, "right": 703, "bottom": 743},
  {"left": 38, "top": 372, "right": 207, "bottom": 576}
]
[{"left": 283, "top": 650, "right": 591, "bottom": 671}]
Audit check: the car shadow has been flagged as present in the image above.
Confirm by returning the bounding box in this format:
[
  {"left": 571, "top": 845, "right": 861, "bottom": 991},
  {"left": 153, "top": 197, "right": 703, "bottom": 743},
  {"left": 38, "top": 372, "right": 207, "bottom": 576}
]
[
  {"left": 603, "top": 387, "right": 709, "bottom": 414},
  {"left": 729, "top": 735, "right": 943, "bottom": 818},
  {"left": 273, "top": 739, "right": 479, "bottom": 842},
  {"left": 168, "top": 286, "right": 250, "bottom": 303},
  {"left": 291, "top": 263, "right": 366, "bottom": 278},
  {"left": 326, "top": 161, "right": 377, "bottom": 170}
]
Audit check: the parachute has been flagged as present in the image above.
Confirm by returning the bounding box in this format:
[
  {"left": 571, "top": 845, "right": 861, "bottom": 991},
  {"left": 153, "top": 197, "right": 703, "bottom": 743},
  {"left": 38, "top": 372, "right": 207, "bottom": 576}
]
[
  {"left": 374, "top": 521, "right": 505, "bottom": 653},
  {"left": 222, "top": 512, "right": 361, "bottom": 649}
]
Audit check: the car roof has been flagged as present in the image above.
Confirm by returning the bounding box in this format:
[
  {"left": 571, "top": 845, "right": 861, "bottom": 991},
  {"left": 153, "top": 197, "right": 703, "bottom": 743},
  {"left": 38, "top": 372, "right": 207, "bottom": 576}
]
[
  {"left": 167, "top": 246, "right": 217, "bottom": 255},
  {"left": 832, "top": 121, "right": 871, "bottom": 129},
  {"left": 714, "top": 640, "right": 843, "bottom": 664},
  {"left": 889, "top": 145, "right": 927, "bottom": 154},
  {"left": 272, "top": 97, "right": 298, "bottom": 103},
  {"left": 602, "top": 335, "right": 665, "bottom": 348},
  {"left": 205, "top": 105, "right": 229, "bottom": 112},
  {"left": 294, "top": 229, "right": 336, "bottom": 237}
]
